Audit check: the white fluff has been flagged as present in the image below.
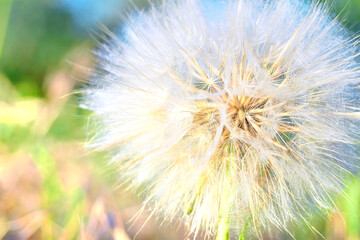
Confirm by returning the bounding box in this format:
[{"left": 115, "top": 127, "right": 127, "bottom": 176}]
[{"left": 84, "top": 0, "right": 360, "bottom": 238}]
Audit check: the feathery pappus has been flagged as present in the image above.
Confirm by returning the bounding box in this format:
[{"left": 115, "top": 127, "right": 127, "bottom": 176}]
[{"left": 83, "top": 0, "right": 360, "bottom": 238}]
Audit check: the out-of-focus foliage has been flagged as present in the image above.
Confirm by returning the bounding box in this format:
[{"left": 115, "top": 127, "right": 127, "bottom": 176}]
[{"left": 0, "top": 0, "right": 359, "bottom": 239}]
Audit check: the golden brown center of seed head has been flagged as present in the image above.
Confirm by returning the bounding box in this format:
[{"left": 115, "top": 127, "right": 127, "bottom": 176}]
[
  {"left": 190, "top": 58, "right": 300, "bottom": 153},
  {"left": 226, "top": 95, "right": 269, "bottom": 137},
  {"left": 193, "top": 93, "right": 271, "bottom": 143}
]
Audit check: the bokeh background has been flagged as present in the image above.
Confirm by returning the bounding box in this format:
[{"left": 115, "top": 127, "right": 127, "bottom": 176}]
[{"left": 0, "top": 0, "right": 360, "bottom": 239}]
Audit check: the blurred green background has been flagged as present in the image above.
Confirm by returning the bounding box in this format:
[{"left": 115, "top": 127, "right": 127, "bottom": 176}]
[{"left": 0, "top": 0, "right": 359, "bottom": 239}]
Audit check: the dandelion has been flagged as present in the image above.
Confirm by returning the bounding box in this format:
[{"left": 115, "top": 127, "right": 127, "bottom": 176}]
[{"left": 84, "top": 0, "right": 360, "bottom": 238}]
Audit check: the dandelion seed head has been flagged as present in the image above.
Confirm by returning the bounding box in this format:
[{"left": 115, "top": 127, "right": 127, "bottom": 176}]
[{"left": 84, "top": 0, "right": 360, "bottom": 238}]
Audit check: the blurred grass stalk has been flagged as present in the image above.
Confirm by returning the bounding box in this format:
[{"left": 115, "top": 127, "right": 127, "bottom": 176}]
[{"left": 0, "top": 0, "right": 13, "bottom": 61}]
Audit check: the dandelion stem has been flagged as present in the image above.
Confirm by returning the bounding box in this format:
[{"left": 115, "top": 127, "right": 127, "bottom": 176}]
[
  {"left": 216, "top": 210, "right": 230, "bottom": 240},
  {"left": 216, "top": 167, "right": 233, "bottom": 240},
  {"left": 239, "top": 216, "right": 251, "bottom": 240}
]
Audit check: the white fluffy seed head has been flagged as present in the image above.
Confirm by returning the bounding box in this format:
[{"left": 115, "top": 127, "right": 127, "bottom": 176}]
[{"left": 84, "top": 0, "right": 360, "bottom": 238}]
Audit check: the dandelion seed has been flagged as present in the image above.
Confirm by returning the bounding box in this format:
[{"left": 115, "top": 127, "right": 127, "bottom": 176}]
[{"left": 84, "top": 0, "right": 360, "bottom": 238}]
